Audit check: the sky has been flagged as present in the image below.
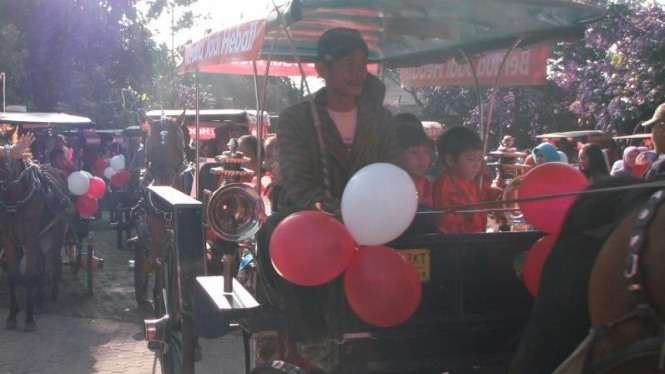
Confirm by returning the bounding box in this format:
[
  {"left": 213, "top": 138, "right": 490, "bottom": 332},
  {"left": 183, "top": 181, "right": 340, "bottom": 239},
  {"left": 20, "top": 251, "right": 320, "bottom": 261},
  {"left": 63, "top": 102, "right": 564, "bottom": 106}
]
[{"left": 142, "top": 0, "right": 279, "bottom": 49}]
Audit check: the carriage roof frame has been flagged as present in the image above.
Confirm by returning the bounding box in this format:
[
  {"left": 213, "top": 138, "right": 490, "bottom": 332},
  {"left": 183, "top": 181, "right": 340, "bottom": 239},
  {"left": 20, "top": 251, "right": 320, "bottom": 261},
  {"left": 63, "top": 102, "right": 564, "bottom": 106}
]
[
  {"left": 612, "top": 133, "right": 651, "bottom": 140},
  {"left": 535, "top": 130, "right": 607, "bottom": 139},
  {"left": 0, "top": 112, "right": 95, "bottom": 129}
]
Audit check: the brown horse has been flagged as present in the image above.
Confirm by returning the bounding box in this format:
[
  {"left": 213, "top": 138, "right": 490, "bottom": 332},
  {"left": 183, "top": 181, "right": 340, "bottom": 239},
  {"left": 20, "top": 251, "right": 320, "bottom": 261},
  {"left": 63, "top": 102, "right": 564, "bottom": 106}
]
[
  {"left": 0, "top": 124, "right": 69, "bottom": 331},
  {"left": 132, "top": 111, "right": 191, "bottom": 309},
  {"left": 511, "top": 177, "right": 665, "bottom": 374},
  {"left": 580, "top": 187, "right": 665, "bottom": 373}
]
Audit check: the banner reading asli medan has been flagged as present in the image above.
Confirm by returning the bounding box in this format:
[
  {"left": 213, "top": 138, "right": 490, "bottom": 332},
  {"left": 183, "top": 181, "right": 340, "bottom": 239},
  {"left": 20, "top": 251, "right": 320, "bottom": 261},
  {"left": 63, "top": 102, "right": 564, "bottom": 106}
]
[
  {"left": 400, "top": 45, "right": 549, "bottom": 88},
  {"left": 180, "top": 19, "right": 267, "bottom": 74}
]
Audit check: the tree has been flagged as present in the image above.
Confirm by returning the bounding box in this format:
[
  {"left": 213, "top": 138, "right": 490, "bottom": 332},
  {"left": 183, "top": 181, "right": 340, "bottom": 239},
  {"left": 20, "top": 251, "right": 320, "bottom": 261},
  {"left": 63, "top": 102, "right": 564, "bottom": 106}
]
[
  {"left": 400, "top": 0, "right": 665, "bottom": 147},
  {"left": 553, "top": 0, "right": 665, "bottom": 133},
  {"left": 0, "top": 0, "right": 158, "bottom": 128}
]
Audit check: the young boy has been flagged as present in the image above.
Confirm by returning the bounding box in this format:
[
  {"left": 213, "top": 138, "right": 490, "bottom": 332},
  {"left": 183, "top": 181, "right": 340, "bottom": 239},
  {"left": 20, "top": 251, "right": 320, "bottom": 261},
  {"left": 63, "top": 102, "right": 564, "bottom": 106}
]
[
  {"left": 434, "top": 126, "right": 501, "bottom": 234},
  {"left": 396, "top": 124, "right": 434, "bottom": 207}
]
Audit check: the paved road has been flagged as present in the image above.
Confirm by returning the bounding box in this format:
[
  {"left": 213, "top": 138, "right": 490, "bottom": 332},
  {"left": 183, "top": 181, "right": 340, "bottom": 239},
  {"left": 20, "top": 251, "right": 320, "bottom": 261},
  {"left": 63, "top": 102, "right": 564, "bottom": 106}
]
[{"left": 0, "top": 213, "right": 247, "bottom": 374}]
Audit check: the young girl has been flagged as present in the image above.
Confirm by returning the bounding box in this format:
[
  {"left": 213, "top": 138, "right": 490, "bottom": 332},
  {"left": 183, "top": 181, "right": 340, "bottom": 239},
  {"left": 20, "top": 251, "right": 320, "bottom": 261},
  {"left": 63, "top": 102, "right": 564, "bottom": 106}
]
[
  {"left": 578, "top": 143, "right": 609, "bottom": 183},
  {"left": 396, "top": 124, "right": 434, "bottom": 207},
  {"left": 434, "top": 126, "right": 502, "bottom": 234}
]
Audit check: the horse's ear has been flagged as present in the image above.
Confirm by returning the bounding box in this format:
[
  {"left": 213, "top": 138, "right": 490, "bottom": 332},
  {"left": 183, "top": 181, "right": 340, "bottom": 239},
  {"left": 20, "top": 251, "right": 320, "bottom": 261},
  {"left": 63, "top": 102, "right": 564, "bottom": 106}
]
[
  {"left": 0, "top": 123, "right": 19, "bottom": 144},
  {"left": 176, "top": 109, "right": 187, "bottom": 126}
]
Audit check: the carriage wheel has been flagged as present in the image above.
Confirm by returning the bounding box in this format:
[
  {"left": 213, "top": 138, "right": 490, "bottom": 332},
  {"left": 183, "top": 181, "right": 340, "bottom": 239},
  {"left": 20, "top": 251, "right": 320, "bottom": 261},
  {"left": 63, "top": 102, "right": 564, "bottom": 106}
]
[
  {"left": 249, "top": 361, "right": 307, "bottom": 374},
  {"left": 154, "top": 231, "right": 195, "bottom": 374},
  {"left": 134, "top": 244, "right": 151, "bottom": 307}
]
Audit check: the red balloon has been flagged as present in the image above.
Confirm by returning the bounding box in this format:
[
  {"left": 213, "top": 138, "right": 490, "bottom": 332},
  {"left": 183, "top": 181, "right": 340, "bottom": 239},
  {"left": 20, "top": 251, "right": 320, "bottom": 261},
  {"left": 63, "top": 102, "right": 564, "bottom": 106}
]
[
  {"left": 344, "top": 246, "right": 422, "bottom": 327},
  {"left": 523, "top": 235, "right": 558, "bottom": 297},
  {"left": 110, "top": 169, "right": 131, "bottom": 187},
  {"left": 87, "top": 177, "right": 106, "bottom": 199},
  {"left": 76, "top": 194, "right": 99, "bottom": 216},
  {"left": 519, "top": 163, "right": 588, "bottom": 234},
  {"left": 270, "top": 211, "right": 356, "bottom": 286},
  {"left": 94, "top": 158, "right": 109, "bottom": 174}
]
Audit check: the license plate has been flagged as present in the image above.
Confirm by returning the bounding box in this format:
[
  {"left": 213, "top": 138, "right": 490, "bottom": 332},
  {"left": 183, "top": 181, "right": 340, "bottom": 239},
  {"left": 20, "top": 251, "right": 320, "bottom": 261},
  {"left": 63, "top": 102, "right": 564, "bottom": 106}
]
[{"left": 398, "top": 248, "right": 430, "bottom": 282}]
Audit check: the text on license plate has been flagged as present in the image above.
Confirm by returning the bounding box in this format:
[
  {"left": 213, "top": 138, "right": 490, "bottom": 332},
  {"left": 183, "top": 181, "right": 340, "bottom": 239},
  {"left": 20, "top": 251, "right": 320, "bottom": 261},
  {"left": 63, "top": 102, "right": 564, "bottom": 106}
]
[{"left": 398, "top": 248, "right": 430, "bottom": 282}]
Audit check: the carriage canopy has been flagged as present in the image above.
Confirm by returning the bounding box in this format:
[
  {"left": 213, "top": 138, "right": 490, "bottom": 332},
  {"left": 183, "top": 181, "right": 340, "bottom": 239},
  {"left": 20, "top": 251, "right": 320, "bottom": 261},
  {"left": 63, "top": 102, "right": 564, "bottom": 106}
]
[
  {"left": 179, "top": 0, "right": 604, "bottom": 75},
  {"left": 0, "top": 112, "right": 94, "bottom": 128}
]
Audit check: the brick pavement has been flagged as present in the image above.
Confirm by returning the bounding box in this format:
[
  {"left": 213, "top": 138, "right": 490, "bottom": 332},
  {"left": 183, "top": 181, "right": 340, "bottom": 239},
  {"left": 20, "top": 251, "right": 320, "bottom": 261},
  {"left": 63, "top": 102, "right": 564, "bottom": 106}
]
[
  {"left": 0, "top": 213, "right": 247, "bottom": 374},
  {"left": 0, "top": 312, "right": 248, "bottom": 374}
]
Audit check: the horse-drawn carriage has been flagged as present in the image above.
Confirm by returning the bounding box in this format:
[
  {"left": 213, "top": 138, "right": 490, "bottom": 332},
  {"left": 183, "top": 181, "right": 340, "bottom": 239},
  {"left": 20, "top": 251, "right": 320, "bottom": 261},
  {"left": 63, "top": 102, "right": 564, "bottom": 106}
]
[
  {"left": 0, "top": 112, "right": 103, "bottom": 330},
  {"left": 132, "top": 1, "right": 619, "bottom": 374}
]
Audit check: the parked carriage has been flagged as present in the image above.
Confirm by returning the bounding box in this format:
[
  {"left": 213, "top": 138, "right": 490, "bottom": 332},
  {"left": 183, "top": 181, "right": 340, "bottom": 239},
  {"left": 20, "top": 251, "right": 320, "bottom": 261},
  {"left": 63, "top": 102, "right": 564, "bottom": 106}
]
[
  {"left": 0, "top": 112, "right": 102, "bottom": 315},
  {"left": 137, "top": 1, "right": 609, "bottom": 373}
]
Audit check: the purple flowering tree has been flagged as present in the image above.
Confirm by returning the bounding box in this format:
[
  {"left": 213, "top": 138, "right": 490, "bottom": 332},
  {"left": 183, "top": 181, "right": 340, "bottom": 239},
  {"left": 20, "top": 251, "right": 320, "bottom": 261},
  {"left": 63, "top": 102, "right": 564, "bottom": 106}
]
[{"left": 405, "top": 0, "right": 665, "bottom": 148}]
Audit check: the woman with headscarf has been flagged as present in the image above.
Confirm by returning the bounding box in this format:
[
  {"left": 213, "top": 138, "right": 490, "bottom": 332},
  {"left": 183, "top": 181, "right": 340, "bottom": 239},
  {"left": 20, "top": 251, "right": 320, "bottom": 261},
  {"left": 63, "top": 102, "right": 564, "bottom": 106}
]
[
  {"left": 532, "top": 142, "right": 561, "bottom": 165},
  {"left": 633, "top": 150, "right": 658, "bottom": 177},
  {"left": 610, "top": 146, "right": 640, "bottom": 177}
]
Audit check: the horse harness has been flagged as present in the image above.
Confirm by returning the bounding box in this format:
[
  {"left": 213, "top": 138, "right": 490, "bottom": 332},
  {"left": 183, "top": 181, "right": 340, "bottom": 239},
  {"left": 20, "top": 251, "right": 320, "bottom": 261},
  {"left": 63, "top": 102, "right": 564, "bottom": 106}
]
[
  {"left": 585, "top": 188, "right": 665, "bottom": 373},
  {"left": 131, "top": 190, "right": 174, "bottom": 228},
  {"left": 0, "top": 159, "right": 41, "bottom": 214}
]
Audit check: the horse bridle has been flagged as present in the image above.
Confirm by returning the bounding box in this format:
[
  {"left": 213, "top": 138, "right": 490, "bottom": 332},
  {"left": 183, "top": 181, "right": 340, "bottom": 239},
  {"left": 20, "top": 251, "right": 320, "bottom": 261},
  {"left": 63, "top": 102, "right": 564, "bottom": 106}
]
[
  {"left": 585, "top": 188, "right": 665, "bottom": 373},
  {"left": 132, "top": 120, "right": 186, "bottom": 228},
  {"left": 146, "top": 120, "right": 186, "bottom": 182}
]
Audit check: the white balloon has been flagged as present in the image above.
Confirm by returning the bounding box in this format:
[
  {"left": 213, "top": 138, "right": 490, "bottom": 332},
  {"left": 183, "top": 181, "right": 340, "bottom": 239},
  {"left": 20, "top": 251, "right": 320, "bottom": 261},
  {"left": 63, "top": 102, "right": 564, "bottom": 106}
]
[
  {"left": 80, "top": 170, "right": 92, "bottom": 179},
  {"left": 103, "top": 166, "right": 115, "bottom": 180},
  {"left": 110, "top": 155, "right": 126, "bottom": 171},
  {"left": 341, "top": 163, "right": 418, "bottom": 246},
  {"left": 67, "top": 171, "right": 90, "bottom": 196}
]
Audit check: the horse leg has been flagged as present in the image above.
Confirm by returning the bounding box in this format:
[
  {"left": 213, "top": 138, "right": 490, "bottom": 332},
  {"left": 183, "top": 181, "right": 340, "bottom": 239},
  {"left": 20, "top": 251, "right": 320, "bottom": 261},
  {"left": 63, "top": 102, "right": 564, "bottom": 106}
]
[
  {"left": 47, "top": 222, "right": 66, "bottom": 301},
  {"left": 4, "top": 241, "right": 20, "bottom": 330},
  {"left": 23, "top": 238, "right": 42, "bottom": 331}
]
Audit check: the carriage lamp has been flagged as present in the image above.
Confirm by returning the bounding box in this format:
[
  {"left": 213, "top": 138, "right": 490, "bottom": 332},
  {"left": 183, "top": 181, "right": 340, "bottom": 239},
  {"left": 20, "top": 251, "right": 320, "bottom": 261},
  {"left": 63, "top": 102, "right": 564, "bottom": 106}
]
[{"left": 145, "top": 315, "right": 171, "bottom": 344}]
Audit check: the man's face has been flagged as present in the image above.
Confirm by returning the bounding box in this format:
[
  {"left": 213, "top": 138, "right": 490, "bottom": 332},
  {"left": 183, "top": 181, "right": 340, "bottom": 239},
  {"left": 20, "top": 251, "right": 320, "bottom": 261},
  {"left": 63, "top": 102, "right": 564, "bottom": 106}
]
[
  {"left": 53, "top": 154, "right": 67, "bottom": 170},
  {"left": 316, "top": 49, "right": 368, "bottom": 99},
  {"left": 651, "top": 120, "right": 665, "bottom": 154}
]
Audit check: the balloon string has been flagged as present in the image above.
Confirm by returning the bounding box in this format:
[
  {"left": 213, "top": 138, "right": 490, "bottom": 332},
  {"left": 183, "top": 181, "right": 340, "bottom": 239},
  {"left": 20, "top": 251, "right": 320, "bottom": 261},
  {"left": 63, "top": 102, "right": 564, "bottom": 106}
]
[{"left": 420, "top": 181, "right": 665, "bottom": 215}]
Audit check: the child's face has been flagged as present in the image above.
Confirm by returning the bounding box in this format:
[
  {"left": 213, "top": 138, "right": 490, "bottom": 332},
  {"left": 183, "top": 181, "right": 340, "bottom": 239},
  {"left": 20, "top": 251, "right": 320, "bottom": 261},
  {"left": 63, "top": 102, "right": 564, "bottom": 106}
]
[
  {"left": 447, "top": 149, "right": 483, "bottom": 181},
  {"left": 237, "top": 142, "right": 258, "bottom": 173},
  {"left": 402, "top": 145, "right": 431, "bottom": 178}
]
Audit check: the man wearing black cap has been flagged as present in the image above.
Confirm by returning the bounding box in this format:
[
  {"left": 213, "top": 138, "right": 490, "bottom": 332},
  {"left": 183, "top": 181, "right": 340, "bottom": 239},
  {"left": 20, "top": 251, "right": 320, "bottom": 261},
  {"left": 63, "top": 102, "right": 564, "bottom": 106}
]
[
  {"left": 276, "top": 27, "right": 401, "bottom": 214},
  {"left": 642, "top": 103, "right": 665, "bottom": 180},
  {"left": 257, "top": 28, "right": 401, "bottom": 368}
]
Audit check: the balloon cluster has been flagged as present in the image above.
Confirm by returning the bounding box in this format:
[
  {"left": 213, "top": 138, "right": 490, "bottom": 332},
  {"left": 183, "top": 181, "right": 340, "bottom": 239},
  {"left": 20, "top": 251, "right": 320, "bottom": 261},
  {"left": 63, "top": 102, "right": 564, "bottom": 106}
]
[
  {"left": 519, "top": 163, "right": 588, "bottom": 296},
  {"left": 67, "top": 171, "right": 106, "bottom": 216},
  {"left": 270, "top": 163, "right": 422, "bottom": 327},
  {"left": 95, "top": 155, "right": 131, "bottom": 187}
]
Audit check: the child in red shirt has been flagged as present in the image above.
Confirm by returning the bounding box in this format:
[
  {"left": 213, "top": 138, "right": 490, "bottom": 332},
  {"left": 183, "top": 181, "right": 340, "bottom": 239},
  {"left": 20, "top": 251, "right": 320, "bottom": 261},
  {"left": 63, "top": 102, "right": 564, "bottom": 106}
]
[
  {"left": 396, "top": 123, "right": 434, "bottom": 207},
  {"left": 434, "top": 126, "right": 502, "bottom": 234}
]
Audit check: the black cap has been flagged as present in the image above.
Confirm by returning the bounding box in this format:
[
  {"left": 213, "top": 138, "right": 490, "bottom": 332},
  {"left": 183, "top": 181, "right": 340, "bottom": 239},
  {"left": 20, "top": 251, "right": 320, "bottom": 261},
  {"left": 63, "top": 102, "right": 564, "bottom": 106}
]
[{"left": 316, "top": 28, "right": 369, "bottom": 62}]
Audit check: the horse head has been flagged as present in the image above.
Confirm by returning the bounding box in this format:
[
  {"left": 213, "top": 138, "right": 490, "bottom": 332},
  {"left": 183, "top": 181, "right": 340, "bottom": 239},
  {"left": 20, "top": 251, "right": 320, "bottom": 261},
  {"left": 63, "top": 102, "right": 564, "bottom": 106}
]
[
  {"left": 0, "top": 123, "right": 22, "bottom": 180},
  {"left": 146, "top": 110, "right": 186, "bottom": 186},
  {"left": 0, "top": 123, "right": 18, "bottom": 147}
]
